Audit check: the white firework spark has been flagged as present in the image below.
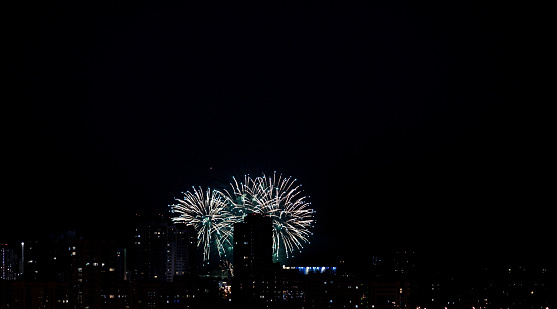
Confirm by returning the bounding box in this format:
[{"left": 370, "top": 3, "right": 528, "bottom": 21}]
[
  {"left": 225, "top": 172, "right": 315, "bottom": 261},
  {"left": 170, "top": 187, "right": 238, "bottom": 261},
  {"left": 170, "top": 172, "right": 315, "bottom": 263}
]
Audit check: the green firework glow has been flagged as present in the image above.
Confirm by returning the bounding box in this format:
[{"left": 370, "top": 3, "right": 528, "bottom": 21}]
[{"left": 170, "top": 172, "right": 315, "bottom": 263}]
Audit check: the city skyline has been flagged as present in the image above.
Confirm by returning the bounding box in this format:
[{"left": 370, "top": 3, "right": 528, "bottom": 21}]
[{"left": 1, "top": 214, "right": 553, "bottom": 308}]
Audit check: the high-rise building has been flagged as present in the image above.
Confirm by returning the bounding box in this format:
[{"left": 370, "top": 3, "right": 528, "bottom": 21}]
[
  {"left": 168, "top": 223, "right": 197, "bottom": 279},
  {"left": 1, "top": 243, "right": 19, "bottom": 281},
  {"left": 134, "top": 219, "right": 167, "bottom": 282},
  {"left": 132, "top": 215, "right": 197, "bottom": 282},
  {"left": 232, "top": 213, "right": 274, "bottom": 307},
  {"left": 22, "top": 240, "right": 48, "bottom": 281},
  {"left": 77, "top": 239, "right": 119, "bottom": 308},
  {"left": 233, "top": 213, "right": 273, "bottom": 276}
]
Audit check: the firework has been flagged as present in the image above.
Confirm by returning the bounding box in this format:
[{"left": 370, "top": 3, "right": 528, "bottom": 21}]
[
  {"left": 170, "top": 172, "right": 315, "bottom": 263},
  {"left": 170, "top": 187, "right": 238, "bottom": 261},
  {"left": 225, "top": 172, "right": 315, "bottom": 261}
]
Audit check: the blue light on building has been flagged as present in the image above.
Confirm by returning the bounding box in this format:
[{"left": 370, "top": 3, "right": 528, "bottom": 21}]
[{"left": 283, "top": 266, "right": 337, "bottom": 275}]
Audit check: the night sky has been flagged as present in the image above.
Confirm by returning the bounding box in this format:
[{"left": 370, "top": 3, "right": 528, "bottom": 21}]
[{"left": 4, "top": 2, "right": 550, "bottom": 266}]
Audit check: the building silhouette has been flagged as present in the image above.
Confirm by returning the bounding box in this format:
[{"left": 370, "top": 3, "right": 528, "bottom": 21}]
[
  {"left": 1, "top": 219, "right": 552, "bottom": 309},
  {"left": 232, "top": 213, "right": 274, "bottom": 308},
  {"left": 233, "top": 214, "right": 273, "bottom": 277},
  {"left": 132, "top": 215, "right": 197, "bottom": 282}
]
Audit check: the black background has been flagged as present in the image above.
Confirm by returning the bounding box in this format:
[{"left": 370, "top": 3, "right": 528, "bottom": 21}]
[{"left": 3, "top": 2, "right": 551, "bottom": 267}]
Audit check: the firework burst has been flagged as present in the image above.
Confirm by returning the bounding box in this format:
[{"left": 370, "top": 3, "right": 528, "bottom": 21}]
[
  {"left": 170, "top": 187, "right": 238, "bottom": 261},
  {"left": 170, "top": 172, "right": 315, "bottom": 263},
  {"left": 224, "top": 172, "right": 315, "bottom": 261}
]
